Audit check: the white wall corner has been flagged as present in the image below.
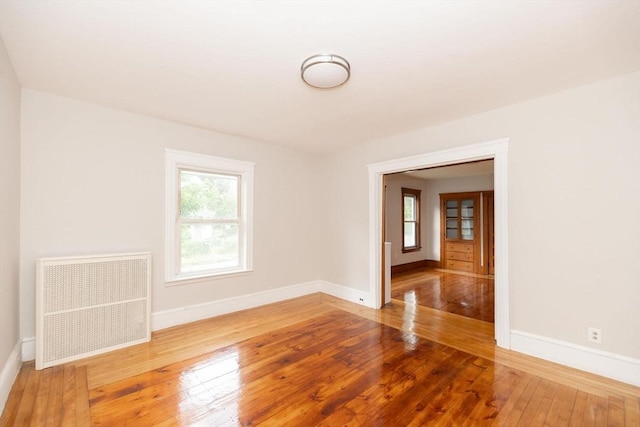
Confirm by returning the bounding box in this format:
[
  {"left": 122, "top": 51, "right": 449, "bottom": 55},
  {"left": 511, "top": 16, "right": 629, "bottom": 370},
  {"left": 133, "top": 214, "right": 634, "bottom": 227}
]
[
  {"left": 1, "top": 340, "right": 23, "bottom": 414},
  {"left": 319, "top": 281, "right": 371, "bottom": 307},
  {"left": 152, "top": 281, "right": 322, "bottom": 331},
  {"left": 21, "top": 337, "right": 35, "bottom": 362},
  {"left": 511, "top": 330, "right": 640, "bottom": 386}
]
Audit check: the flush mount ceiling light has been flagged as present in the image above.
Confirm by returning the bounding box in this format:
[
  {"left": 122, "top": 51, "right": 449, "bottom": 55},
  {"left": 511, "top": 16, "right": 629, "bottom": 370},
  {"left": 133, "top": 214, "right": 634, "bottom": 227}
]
[{"left": 301, "top": 54, "right": 351, "bottom": 89}]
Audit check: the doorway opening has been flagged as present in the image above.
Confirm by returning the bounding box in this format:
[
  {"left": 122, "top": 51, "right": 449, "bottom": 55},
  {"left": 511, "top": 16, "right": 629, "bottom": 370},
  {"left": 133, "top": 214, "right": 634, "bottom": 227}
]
[
  {"left": 386, "top": 161, "right": 495, "bottom": 323},
  {"left": 368, "top": 138, "right": 510, "bottom": 349}
]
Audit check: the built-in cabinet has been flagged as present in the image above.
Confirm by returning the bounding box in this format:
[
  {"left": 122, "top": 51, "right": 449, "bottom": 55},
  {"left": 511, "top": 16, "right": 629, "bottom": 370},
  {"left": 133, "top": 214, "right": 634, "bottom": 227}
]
[{"left": 440, "top": 191, "right": 494, "bottom": 275}]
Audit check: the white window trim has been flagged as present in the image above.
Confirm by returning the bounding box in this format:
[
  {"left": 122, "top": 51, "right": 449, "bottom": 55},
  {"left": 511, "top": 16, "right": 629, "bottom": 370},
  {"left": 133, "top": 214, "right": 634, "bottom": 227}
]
[{"left": 165, "top": 149, "right": 254, "bottom": 284}]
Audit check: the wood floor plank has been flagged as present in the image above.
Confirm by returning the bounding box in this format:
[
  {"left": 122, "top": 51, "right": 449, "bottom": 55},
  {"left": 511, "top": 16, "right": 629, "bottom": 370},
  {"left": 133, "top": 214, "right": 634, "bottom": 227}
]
[
  {"left": 60, "top": 365, "right": 77, "bottom": 427},
  {"left": 595, "top": 395, "right": 610, "bottom": 425},
  {"left": 298, "top": 340, "right": 459, "bottom": 425},
  {"left": 543, "top": 383, "right": 577, "bottom": 426},
  {"left": 0, "top": 361, "right": 32, "bottom": 427},
  {"left": 44, "top": 365, "right": 64, "bottom": 427},
  {"left": 568, "top": 390, "right": 589, "bottom": 427},
  {"left": 9, "top": 367, "right": 41, "bottom": 427},
  {"left": 429, "top": 360, "right": 506, "bottom": 426},
  {"left": 489, "top": 372, "right": 533, "bottom": 426},
  {"left": 91, "top": 312, "right": 381, "bottom": 426},
  {"left": 511, "top": 377, "right": 555, "bottom": 426},
  {"left": 229, "top": 321, "right": 394, "bottom": 425},
  {"left": 608, "top": 395, "right": 627, "bottom": 427},
  {"left": 74, "top": 366, "right": 91, "bottom": 426},
  {"left": 29, "top": 366, "right": 53, "bottom": 427},
  {"left": 82, "top": 293, "right": 337, "bottom": 389},
  {"left": 401, "top": 353, "right": 489, "bottom": 426},
  {"left": 623, "top": 396, "right": 640, "bottom": 426},
  {"left": 583, "top": 393, "right": 601, "bottom": 426},
  {"left": 464, "top": 364, "right": 525, "bottom": 424},
  {"left": 392, "top": 267, "right": 495, "bottom": 322}
]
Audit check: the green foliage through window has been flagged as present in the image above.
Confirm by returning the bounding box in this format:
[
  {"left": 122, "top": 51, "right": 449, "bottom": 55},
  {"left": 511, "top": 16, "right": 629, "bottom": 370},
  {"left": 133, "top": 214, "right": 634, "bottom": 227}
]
[{"left": 179, "top": 169, "right": 240, "bottom": 272}]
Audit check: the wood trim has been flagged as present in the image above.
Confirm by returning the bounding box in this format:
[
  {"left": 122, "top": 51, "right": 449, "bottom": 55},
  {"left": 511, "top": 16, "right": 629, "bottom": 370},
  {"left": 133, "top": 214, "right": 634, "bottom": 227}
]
[
  {"left": 485, "top": 191, "right": 495, "bottom": 275},
  {"left": 381, "top": 175, "right": 386, "bottom": 307},
  {"left": 391, "top": 259, "right": 433, "bottom": 275},
  {"left": 401, "top": 187, "right": 421, "bottom": 253},
  {"left": 425, "top": 259, "right": 441, "bottom": 269}
]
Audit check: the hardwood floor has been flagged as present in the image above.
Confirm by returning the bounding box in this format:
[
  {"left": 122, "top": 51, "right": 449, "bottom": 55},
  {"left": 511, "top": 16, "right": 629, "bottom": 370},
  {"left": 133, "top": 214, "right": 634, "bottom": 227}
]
[
  {"left": 391, "top": 267, "right": 495, "bottom": 323},
  {"left": 2, "top": 293, "right": 638, "bottom": 426}
]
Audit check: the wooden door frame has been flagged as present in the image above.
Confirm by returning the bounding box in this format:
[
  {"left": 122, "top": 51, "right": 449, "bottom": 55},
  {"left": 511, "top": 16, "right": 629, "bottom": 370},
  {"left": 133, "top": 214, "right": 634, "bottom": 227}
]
[
  {"left": 483, "top": 191, "right": 495, "bottom": 275},
  {"left": 368, "top": 138, "right": 510, "bottom": 349}
]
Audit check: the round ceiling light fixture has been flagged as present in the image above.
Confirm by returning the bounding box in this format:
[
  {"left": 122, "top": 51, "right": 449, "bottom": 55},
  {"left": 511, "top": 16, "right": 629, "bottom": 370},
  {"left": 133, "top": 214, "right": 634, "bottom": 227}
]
[{"left": 301, "top": 54, "right": 350, "bottom": 89}]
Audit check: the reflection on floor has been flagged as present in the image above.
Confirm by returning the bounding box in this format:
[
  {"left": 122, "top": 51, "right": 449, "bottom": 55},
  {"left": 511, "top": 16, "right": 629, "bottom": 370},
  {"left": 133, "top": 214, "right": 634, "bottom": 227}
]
[{"left": 391, "top": 267, "right": 495, "bottom": 323}]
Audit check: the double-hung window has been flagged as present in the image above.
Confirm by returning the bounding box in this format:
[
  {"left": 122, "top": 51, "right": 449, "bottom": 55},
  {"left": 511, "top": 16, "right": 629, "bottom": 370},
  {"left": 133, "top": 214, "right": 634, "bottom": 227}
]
[
  {"left": 165, "top": 149, "right": 254, "bottom": 282},
  {"left": 402, "top": 188, "right": 421, "bottom": 252}
]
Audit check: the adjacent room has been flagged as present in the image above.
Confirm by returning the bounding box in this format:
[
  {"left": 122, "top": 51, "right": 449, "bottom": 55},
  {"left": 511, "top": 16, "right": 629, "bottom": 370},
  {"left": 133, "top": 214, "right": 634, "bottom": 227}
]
[
  {"left": 1, "top": 1, "right": 639, "bottom": 425},
  {"left": 386, "top": 161, "right": 496, "bottom": 324}
]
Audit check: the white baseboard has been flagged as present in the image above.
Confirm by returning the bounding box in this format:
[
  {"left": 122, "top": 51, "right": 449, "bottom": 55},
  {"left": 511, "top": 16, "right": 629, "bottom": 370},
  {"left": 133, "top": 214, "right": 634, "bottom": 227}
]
[
  {"left": 511, "top": 330, "right": 640, "bottom": 386},
  {"left": 0, "top": 340, "right": 22, "bottom": 414},
  {"left": 319, "top": 280, "right": 371, "bottom": 307},
  {"left": 151, "top": 281, "right": 322, "bottom": 331}
]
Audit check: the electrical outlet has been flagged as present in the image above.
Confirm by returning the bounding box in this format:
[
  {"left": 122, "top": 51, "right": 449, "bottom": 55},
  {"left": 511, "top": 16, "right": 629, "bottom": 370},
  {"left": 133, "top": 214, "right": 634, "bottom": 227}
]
[{"left": 588, "top": 327, "right": 602, "bottom": 344}]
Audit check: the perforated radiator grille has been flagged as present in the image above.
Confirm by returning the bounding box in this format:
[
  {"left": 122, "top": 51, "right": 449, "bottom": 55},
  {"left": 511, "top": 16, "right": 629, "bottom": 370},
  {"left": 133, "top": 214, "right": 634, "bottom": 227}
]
[
  {"left": 43, "top": 259, "right": 148, "bottom": 312},
  {"left": 43, "top": 300, "right": 147, "bottom": 364},
  {"left": 36, "top": 253, "right": 151, "bottom": 369}
]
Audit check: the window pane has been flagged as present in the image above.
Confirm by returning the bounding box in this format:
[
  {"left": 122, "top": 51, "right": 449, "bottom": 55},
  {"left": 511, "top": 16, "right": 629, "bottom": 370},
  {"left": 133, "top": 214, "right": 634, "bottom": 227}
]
[
  {"left": 404, "top": 222, "right": 416, "bottom": 247},
  {"left": 446, "top": 228, "right": 458, "bottom": 239},
  {"left": 180, "top": 170, "right": 238, "bottom": 220},
  {"left": 461, "top": 199, "right": 474, "bottom": 218},
  {"left": 181, "top": 223, "right": 239, "bottom": 273},
  {"left": 403, "top": 196, "right": 415, "bottom": 221},
  {"left": 461, "top": 219, "right": 474, "bottom": 240}
]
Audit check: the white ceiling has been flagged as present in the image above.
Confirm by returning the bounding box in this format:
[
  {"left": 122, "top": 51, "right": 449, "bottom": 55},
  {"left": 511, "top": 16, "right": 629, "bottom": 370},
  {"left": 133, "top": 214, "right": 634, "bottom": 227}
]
[{"left": 1, "top": 1, "right": 638, "bottom": 153}]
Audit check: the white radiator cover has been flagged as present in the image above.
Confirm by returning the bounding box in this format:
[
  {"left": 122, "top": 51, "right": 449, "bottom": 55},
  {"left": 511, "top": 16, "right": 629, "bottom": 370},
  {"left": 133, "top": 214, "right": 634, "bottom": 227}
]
[{"left": 36, "top": 252, "right": 151, "bottom": 370}]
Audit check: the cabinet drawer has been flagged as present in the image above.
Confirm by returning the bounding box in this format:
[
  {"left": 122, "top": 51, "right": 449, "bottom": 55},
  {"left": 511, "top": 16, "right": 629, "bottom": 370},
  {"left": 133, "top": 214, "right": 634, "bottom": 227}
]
[
  {"left": 447, "top": 251, "right": 473, "bottom": 262},
  {"left": 446, "top": 260, "right": 474, "bottom": 272},
  {"left": 446, "top": 243, "right": 473, "bottom": 253}
]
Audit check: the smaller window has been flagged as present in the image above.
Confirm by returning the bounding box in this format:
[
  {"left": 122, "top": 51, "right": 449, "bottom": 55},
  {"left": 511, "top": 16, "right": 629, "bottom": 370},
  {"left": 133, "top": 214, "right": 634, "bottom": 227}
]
[
  {"left": 165, "top": 149, "right": 254, "bottom": 283},
  {"left": 402, "top": 188, "right": 421, "bottom": 253}
]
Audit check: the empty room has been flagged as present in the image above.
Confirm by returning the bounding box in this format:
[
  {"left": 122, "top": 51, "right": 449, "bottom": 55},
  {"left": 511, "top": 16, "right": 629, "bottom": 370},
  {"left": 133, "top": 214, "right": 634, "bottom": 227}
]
[{"left": 1, "top": 1, "right": 639, "bottom": 425}]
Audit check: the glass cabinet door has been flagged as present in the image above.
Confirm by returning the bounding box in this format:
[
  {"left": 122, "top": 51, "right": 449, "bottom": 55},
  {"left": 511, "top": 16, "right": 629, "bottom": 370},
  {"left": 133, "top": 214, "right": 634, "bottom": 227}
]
[
  {"left": 460, "top": 199, "right": 474, "bottom": 240},
  {"left": 443, "top": 197, "right": 475, "bottom": 241},
  {"left": 445, "top": 200, "right": 458, "bottom": 239}
]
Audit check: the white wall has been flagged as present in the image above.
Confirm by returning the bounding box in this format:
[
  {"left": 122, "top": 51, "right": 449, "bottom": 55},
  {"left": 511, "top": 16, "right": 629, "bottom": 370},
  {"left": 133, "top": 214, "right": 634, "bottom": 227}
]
[
  {"left": 384, "top": 174, "right": 429, "bottom": 266},
  {"left": 0, "top": 36, "right": 21, "bottom": 411},
  {"left": 423, "top": 174, "right": 493, "bottom": 260},
  {"left": 321, "top": 72, "right": 640, "bottom": 360},
  {"left": 19, "top": 90, "right": 324, "bottom": 340}
]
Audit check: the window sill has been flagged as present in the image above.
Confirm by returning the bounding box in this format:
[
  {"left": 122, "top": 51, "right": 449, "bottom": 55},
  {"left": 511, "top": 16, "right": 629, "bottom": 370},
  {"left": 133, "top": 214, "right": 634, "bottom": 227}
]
[
  {"left": 401, "top": 247, "right": 422, "bottom": 254},
  {"left": 165, "top": 269, "right": 254, "bottom": 287}
]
